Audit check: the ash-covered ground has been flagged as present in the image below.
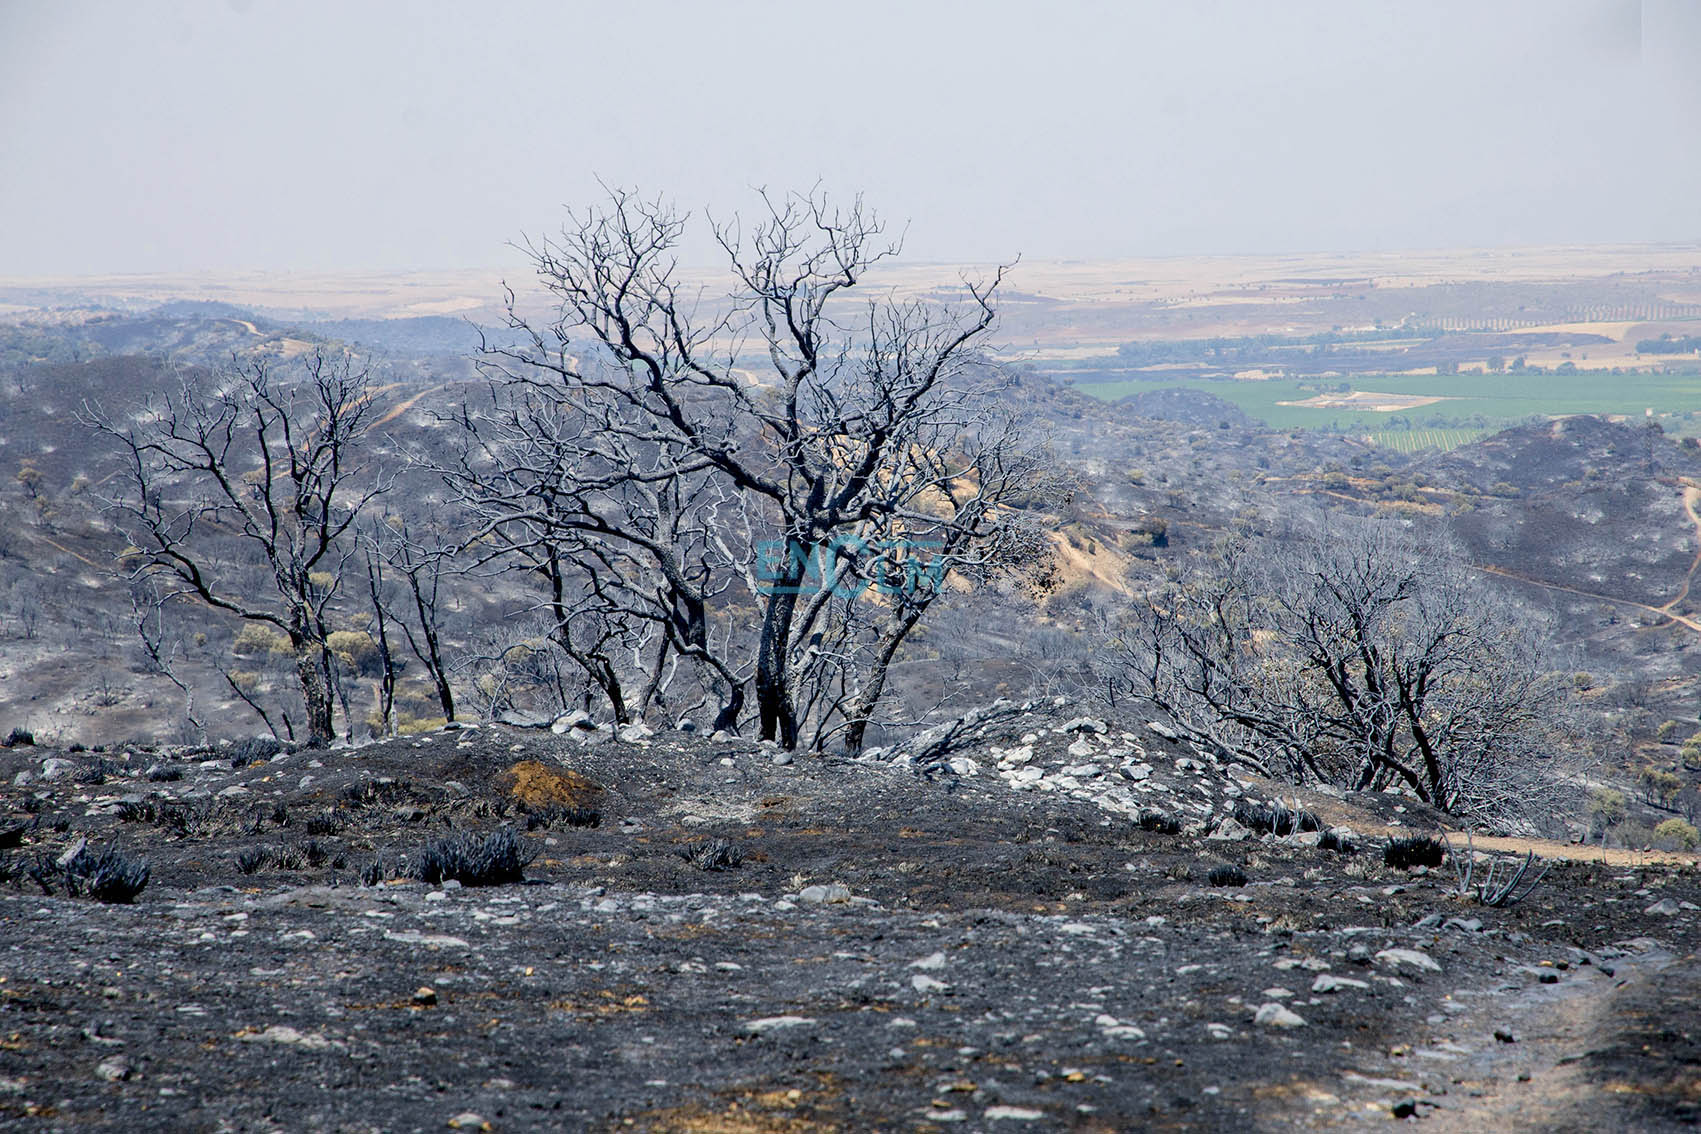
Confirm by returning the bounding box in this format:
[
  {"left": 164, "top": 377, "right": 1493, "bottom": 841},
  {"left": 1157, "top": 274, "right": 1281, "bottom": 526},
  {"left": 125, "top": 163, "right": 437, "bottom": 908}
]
[{"left": 1, "top": 703, "right": 1697, "bottom": 1132}]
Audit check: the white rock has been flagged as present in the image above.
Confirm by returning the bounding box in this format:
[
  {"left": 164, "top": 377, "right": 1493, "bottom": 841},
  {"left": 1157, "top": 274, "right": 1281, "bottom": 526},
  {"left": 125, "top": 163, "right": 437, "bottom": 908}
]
[
  {"left": 945, "top": 756, "right": 980, "bottom": 777},
  {"left": 909, "top": 952, "right": 948, "bottom": 970},
  {"left": 1094, "top": 1013, "right": 1145, "bottom": 1040},
  {"left": 1062, "top": 717, "right": 1107, "bottom": 734},
  {"left": 551, "top": 709, "right": 595, "bottom": 734},
  {"left": 237, "top": 1025, "right": 342, "bottom": 1051},
  {"left": 1206, "top": 817, "right": 1253, "bottom": 842},
  {"left": 382, "top": 930, "right": 470, "bottom": 949},
  {"left": 1253, "top": 1002, "right": 1307, "bottom": 1028},
  {"left": 911, "top": 975, "right": 950, "bottom": 993},
  {"left": 1375, "top": 948, "right": 1441, "bottom": 973},
  {"left": 94, "top": 1056, "right": 133, "bottom": 1082},
  {"left": 1312, "top": 973, "right": 1369, "bottom": 993},
  {"left": 1147, "top": 721, "right": 1179, "bottom": 740},
  {"left": 983, "top": 1106, "right": 1047, "bottom": 1122},
  {"left": 798, "top": 883, "right": 851, "bottom": 904},
  {"left": 1646, "top": 898, "right": 1682, "bottom": 916},
  {"left": 1121, "top": 763, "right": 1153, "bottom": 781},
  {"left": 743, "top": 1015, "right": 816, "bottom": 1033}
]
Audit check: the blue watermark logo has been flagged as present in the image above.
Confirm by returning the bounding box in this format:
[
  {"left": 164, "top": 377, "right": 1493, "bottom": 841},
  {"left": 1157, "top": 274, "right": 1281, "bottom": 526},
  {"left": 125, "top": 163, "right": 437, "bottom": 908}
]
[{"left": 756, "top": 536, "right": 947, "bottom": 598}]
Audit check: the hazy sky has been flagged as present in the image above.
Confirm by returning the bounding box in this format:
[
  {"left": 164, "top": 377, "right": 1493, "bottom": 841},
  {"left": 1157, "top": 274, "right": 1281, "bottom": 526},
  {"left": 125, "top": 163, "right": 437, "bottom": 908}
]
[{"left": 3, "top": 0, "right": 1698, "bottom": 275}]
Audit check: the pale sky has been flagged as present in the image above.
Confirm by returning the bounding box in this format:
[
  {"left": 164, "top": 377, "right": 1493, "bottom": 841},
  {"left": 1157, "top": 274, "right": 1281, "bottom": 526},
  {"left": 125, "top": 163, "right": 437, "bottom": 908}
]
[{"left": 2, "top": 0, "right": 1698, "bottom": 275}]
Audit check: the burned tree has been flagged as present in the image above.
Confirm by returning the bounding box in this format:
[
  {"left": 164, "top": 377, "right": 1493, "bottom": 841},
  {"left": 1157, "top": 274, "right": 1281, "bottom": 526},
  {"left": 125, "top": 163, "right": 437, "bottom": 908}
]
[
  {"left": 461, "top": 187, "right": 1047, "bottom": 748},
  {"left": 1098, "top": 517, "right": 1583, "bottom": 827},
  {"left": 87, "top": 351, "right": 386, "bottom": 746}
]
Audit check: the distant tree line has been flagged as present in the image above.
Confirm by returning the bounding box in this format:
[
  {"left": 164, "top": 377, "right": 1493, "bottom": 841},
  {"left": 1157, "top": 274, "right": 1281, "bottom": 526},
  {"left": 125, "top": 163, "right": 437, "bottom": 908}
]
[
  {"left": 1636, "top": 335, "right": 1701, "bottom": 355},
  {"left": 1115, "top": 327, "right": 1423, "bottom": 369}
]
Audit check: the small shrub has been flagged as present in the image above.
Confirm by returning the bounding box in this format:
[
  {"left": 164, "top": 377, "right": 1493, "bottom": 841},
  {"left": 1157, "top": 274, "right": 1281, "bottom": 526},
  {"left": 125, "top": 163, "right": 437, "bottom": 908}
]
[
  {"left": 271, "top": 845, "right": 306, "bottom": 871},
  {"left": 1657, "top": 719, "right": 1683, "bottom": 742},
  {"left": 1164, "top": 862, "right": 1192, "bottom": 881},
  {"left": 116, "top": 800, "right": 157, "bottom": 823},
  {"left": 1234, "top": 799, "right": 1322, "bottom": 837},
  {"left": 1384, "top": 836, "right": 1446, "bottom": 870},
  {"left": 1345, "top": 857, "right": 1381, "bottom": 881},
  {"left": 34, "top": 843, "right": 149, "bottom": 903},
  {"left": 1207, "top": 864, "right": 1247, "bottom": 887},
  {"left": 524, "top": 805, "right": 601, "bottom": 831},
  {"left": 236, "top": 846, "right": 271, "bottom": 875},
  {"left": 342, "top": 778, "right": 414, "bottom": 807},
  {"left": 1318, "top": 828, "right": 1356, "bottom": 854},
  {"left": 232, "top": 624, "right": 292, "bottom": 657},
  {"left": 327, "top": 630, "right": 380, "bottom": 676},
  {"left": 230, "top": 736, "right": 284, "bottom": 768},
  {"left": 3, "top": 727, "right": 35, "bottom": 748},
  {"left": 74, "top": 759, "right": 114, "bottom": 786},
  {"left": 1588, "top": 788, "right": 1627, "bottom": 829},
  {"left": 302, "top": 812, "right": 342, "bottom": 837},
  {"left": 1654, "top": 818, "right": 1700, "bottom": 851},
  {"left": 1638, "top": 765, "right": 1684, "bottom": 806},
  {"left": 678, "top": 839, "right": 742, "bottom": 872},
  {"left": 413, "top": 828, "right": 533, "bottom": 887},
  {"left": 1137, "top": 808, "right": 1181, "bottom": 835}
]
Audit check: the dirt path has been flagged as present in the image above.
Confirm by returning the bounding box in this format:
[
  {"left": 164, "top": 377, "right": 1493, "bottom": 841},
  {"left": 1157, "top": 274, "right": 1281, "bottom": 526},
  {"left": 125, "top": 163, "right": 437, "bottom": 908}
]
[
  {"left": 1473, "top": 563, "right": 1701, "bottom": 638},
  {"left": 372, "top": 381, "right": 446, "bottom": 428},
  {"left": 1247, "top": 777, "right": 1701, "bottom": 868}
]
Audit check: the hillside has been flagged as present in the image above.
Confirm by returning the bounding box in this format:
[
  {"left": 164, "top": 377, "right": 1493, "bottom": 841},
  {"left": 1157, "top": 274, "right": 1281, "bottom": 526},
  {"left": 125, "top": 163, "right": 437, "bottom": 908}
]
[{"left": 2, "top": 706, "right": 1697, "bottom": 1130}]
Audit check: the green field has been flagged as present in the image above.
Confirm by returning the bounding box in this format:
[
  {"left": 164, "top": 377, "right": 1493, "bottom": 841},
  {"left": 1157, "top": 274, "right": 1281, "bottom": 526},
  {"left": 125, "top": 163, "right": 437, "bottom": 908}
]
[
  {"left": 1074, "top": 370, "right": 1701, "bottom": 434},
  {"left": 1364, "top": 429, "right": 1492, "bottom": 453}
]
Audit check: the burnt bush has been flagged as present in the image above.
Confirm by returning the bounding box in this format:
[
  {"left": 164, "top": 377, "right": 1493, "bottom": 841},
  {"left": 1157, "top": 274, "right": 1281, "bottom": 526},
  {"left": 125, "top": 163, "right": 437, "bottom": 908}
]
[
  {"left": 3, "top": 728, "right": 35, "bottom": 748},
  {"left": 1234, "top": 799, "right": 1322, "bottom": 837},
  {"left": 74, "top": 759, "right": 115, "bottom": 786},
  {"left": 1207, "top": 864, "right": 1247, "bottom": 887},
  {"left": 1137, "top": 808, "right": 1182, "bottom": 835},
  {"left": 343, "top": 778, "right": 417, "bottom": 808},
  {"left": 146, "top": 765, "right": 184, "bottom": 783},
  {"left": 523, "top": 804, "right": 602, "bottom": 831},
  {"left": 116, "top": 800, "right": 157, "bottom": 823},
  {"left": 1318, "top": 828, "right": 1357, "bottom": 854},
  {"left": 230, "top": 736, "right": 285, "bottom": 768},
  {"left": 1384, "top": 835, "right": 1446, "bottom": 870},
  {"left": 677, "top": 839, "right": 742, "bottom": 872},
  {"left": 32, "top": 843, "right": 150, "bottom": 903},
  {"left": 412, "top": 828, "right": 533, "bottom": 887},
  {"left": 302, "top": 812, "right": 342, "bottom": 837},
  {"left": 235, "top": 846, "right": 271, "bottom": 875},
  {"left": 359, "top": 858, "right": 385, "bottom": 887}
]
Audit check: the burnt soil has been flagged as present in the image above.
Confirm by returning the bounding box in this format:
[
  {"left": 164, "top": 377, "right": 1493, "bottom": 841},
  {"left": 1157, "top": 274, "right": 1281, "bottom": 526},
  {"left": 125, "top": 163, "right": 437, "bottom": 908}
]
[{"left": 1, "top": 705, "right": 1698, "bottom": 1132}]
